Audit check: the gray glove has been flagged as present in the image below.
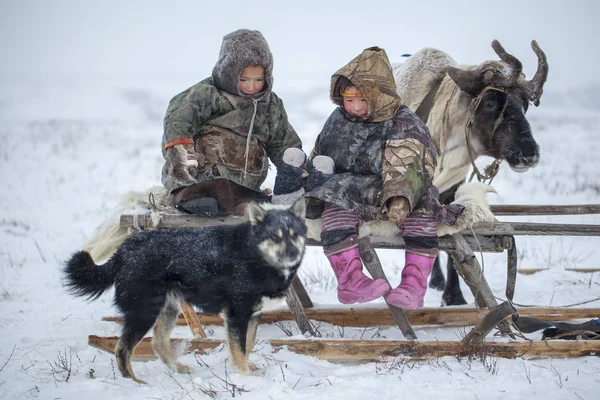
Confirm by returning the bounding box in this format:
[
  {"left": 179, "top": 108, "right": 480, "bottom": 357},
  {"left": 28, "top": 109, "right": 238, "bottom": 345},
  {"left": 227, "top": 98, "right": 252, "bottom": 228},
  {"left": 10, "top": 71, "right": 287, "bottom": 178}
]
[{"left": 166, "top": 144, "right": 198, "bottom": 186}]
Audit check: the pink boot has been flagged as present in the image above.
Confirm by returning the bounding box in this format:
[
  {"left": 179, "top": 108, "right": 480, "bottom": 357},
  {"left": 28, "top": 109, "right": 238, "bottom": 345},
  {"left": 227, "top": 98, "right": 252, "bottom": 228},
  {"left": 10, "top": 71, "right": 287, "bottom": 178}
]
[
  {"left": 327, "top": 248, "right": 390, "bottom": 304},
  {"left": 386, "top": 252, "right": 436, "bottom": 309}
]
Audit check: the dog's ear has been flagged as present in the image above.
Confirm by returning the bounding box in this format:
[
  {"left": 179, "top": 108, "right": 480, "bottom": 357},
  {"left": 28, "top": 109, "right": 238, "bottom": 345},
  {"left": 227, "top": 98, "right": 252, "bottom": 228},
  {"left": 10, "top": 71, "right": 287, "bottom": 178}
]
[
  {"left": 248, "top": 201, "right": 267, "bottom": 226},
  {"left": 289, "top": 197, "right": 306, "bottom": 221}
]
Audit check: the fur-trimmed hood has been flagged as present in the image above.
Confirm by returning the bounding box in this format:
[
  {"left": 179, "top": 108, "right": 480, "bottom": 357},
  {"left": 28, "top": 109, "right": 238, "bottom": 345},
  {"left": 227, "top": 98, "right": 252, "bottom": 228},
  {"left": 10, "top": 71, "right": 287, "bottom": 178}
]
[
  {"left": 330, "top": 46, "right": 401, "bottom": 123},
  {"left": 212, "top": 29, "right": 274, "bottom": 97}
]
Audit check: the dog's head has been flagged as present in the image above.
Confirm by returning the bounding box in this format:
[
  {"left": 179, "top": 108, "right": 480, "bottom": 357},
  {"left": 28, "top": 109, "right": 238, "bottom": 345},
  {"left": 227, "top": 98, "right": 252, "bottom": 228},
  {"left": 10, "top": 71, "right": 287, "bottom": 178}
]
[{"left": 248, "top": 197, "right": 307, "bottom": 277}]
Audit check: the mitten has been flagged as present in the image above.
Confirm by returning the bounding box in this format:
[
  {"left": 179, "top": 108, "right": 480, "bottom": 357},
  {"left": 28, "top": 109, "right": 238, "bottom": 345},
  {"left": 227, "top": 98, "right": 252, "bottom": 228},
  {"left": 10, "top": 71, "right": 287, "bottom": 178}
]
[
  {"left": 304, "top": 155, "right": 334, "bottom": 192},
  {"left": 166, "top": 144, "right": 198, "bottom": 187},
  {"left": 387, "top": 196, "right": 411, "bottom": 225},
  {"left": 272, "top": 148, "right": 306, "bottom": 205}
]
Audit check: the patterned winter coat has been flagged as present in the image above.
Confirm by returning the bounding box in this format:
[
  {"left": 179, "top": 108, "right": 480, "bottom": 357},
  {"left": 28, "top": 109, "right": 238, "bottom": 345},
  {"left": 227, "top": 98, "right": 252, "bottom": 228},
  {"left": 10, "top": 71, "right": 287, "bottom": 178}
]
[
  {"left": 306, "top": 47, "right": 458, "bottom": 224},
  {"left": 161, "top": 29, "right": 302, "bottom": 192}
]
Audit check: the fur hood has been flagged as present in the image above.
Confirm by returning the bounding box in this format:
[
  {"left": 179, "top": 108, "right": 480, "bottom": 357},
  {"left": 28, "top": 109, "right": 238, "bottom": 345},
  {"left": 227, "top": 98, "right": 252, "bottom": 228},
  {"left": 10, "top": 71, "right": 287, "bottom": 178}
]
[
  {"left": 212, "top": 29, "right": 274, "bottom": 97},
  {"left": 330, "top": 46, "right": 401, "bottom": 123}
]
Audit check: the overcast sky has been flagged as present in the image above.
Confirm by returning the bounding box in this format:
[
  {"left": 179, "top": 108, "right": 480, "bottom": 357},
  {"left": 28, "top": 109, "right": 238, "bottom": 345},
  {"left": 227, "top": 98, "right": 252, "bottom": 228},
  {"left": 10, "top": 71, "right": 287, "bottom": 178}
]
[{"left": 1, "top": 0, "right": 597, "bottom": 91}]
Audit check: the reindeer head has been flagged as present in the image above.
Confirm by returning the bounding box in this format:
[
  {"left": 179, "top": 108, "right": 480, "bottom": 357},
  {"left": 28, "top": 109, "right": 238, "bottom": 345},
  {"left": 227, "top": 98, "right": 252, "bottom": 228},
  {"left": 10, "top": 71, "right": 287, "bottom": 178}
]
[{"left": 446, "top": 40, "right": 548, "bottom": 173}]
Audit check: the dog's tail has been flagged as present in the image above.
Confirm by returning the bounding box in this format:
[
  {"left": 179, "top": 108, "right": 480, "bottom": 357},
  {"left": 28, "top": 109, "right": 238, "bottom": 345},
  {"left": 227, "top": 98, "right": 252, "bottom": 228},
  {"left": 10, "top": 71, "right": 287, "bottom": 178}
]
[{"left": 64, "top": 251, "right": 117, "bottom": 301}]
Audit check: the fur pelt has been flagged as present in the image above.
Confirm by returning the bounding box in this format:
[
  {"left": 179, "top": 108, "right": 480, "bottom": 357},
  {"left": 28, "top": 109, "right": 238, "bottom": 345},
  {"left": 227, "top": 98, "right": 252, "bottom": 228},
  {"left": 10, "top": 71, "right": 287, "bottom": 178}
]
[{"left": 82, "top": 186, "right": 179, "bottom": 262}]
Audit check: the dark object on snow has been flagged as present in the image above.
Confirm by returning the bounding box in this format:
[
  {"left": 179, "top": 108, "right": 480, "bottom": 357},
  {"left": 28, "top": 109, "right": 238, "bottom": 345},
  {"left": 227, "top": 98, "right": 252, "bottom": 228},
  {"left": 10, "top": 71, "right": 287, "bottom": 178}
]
[
  {"left": 512, "top": 314, "right": 600, "bottom": 340},
  {"left": 175, "top": 197, "right": 219, "bottom": 217}
]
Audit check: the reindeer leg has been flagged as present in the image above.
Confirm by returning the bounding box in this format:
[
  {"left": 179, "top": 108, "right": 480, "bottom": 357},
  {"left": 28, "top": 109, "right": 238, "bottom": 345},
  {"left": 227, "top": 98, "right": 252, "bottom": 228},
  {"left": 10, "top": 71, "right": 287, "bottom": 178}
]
[
  {"left": 428, "top": 255, "right": 446, "bottom": 291},
  {"left": 441, "top": 256, "right": 467, "bottom": 306}
]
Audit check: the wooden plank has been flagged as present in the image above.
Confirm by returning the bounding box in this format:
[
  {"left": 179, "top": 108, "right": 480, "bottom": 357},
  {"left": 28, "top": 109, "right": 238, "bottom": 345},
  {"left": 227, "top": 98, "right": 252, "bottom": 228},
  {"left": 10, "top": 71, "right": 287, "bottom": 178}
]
[
  {"left": 518, "top": 268, "right": 548, "bottom": 275},
  {"left": 121, "top": 214, "right": 600, "bottom": 237},
  {"left": 291, "top": 276, "right": 313, "bottom": 308},
  {"left": 490, "top": 204, "right": 600, "bottom": 215},
  {"left": 462, "top": 301, "right": 516, "bottom": 346},
  {"left": 450, "top": 234, "right": 499, "bottom": 311},
  {"left": 466, "top": 222, "right": 600, "bottom": 237},
  {"left": 102, "top": 307, "right": 600, "bottom": 328},
  {"left": 504, "top": 236, "right": 517, "bottom": 301},
  {"left": 88, "top": 335, "right": 600, "bottom": 361},
  {"left": 519, "top": 267, "right": 599, "bottom": 275},
  {"left": 284, "top": 285, "right": 316, "bottom": 336},
  {"left": 358, "top": 237, "right": 416, "bottom": 340},
  {"left": 565, "top": 268, "right": 600, "bottom": 273},
  {"left": 181, "top": 301, "right": 206, "bottom": 338}
]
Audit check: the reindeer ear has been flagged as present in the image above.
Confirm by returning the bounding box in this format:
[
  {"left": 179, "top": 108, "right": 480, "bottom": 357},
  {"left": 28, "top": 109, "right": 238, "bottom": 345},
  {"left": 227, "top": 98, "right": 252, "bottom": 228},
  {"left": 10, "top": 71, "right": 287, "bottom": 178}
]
[
  {"left": 290, "top": 197, "right": 306, "bottom": 222},
  {"left": 248, "top": 201, "right": 267, "bottom": 226},
  {"left": 446, "top": 66, "right": 485, "bottom": 97}
]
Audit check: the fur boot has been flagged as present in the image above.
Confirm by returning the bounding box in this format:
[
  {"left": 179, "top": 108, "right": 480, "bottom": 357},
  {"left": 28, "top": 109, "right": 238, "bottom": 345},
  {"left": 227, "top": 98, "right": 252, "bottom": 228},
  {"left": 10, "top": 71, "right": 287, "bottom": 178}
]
[
  {"left": 327, "top": 247, "right": 390, "bottom": 304},
  {"left": 386, "top": 252, "right": 436, "bottom": 309}
]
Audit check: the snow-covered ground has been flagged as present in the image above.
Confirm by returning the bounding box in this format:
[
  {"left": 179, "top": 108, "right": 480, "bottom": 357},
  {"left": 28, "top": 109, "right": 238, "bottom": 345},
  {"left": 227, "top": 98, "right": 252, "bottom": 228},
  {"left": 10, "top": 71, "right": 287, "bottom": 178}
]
[{"left": 0, "top": 75, "right": 599, "bottom": 400}]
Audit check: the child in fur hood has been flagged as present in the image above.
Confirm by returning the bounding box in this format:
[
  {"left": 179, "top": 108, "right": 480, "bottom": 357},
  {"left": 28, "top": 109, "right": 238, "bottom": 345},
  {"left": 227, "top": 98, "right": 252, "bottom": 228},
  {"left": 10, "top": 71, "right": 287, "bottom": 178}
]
[
  {"left": 161, "top": 29, "right": 305, "bottom": 216},
  {"left": 304, "top": 47, "right": 463, "bottom": 309}
]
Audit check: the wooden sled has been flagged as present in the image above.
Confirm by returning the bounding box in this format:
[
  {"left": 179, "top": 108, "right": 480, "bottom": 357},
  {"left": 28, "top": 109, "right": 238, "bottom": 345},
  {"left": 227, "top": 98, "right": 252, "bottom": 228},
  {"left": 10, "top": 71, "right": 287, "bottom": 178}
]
[{"left": 92, "top": 203, "right": 600, "bottom": 362}]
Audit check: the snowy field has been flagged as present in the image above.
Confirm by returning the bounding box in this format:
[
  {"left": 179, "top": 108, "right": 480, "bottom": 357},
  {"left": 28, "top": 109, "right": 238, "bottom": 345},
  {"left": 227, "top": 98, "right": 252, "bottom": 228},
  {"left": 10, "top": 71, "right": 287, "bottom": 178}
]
[{"left": 1, "top": 74, "right": 599, "bottom": 400}]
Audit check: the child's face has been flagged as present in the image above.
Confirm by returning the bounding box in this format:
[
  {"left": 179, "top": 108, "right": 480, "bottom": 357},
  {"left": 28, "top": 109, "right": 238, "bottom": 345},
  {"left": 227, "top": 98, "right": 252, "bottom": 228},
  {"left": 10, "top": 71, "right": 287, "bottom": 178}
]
[
  {"left": 342, "top": 86, "right": 368, "bottom": 118},
  {"left": 239, "top": 65, "right": 265, "bottom": 96}
]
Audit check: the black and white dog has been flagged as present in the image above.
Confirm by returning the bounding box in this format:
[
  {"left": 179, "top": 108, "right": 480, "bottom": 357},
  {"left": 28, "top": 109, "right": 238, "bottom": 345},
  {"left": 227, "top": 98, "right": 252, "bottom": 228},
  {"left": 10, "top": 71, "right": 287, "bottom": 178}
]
[{"left": 64, "top": 198, "right": 306, "bottom": 384}]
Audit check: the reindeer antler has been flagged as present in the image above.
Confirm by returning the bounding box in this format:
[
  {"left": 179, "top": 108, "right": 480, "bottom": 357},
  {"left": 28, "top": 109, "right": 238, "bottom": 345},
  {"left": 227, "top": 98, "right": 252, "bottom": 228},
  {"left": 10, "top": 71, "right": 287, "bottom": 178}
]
[
  {"left": 488, "top": 40, "right": 523, "bottom": 87},
  {"left": 522, "top": 40, "right": 549, "bottom": 106}
]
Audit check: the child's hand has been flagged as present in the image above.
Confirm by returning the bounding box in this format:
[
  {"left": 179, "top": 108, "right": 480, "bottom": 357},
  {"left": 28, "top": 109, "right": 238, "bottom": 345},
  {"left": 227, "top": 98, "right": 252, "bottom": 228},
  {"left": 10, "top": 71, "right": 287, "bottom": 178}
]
[
  {"left": 387, "top": 197, "right": 410, "bottom": 225},
  {"left": 166, "top": 145, "right": 198, "bottom": 186}
]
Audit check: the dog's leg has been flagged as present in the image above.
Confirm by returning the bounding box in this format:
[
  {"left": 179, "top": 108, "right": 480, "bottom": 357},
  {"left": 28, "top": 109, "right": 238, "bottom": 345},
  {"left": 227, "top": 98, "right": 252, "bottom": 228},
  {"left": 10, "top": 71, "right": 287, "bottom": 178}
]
[
  {"left": 223, "top": 309, "right": 254, "bottom": 374},
  {"left": 152, "top": 294, "right": 192, "bottom": 374},
  {"left": 116, "top": 314, "right": 156, "bottom": 384},
  {"left": 245, "top": 312, "right": 262, "bottom": 371}
]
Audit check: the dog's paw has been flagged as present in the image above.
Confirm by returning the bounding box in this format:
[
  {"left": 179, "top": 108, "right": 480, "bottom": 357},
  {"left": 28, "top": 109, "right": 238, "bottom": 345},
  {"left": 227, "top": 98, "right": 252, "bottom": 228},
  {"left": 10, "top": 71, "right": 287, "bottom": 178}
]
[
  {"left": 176, "top": 362, "right": 193, "bottom": 374},
  {"left": 132, "top": 376, "right": 148, "bottom": 385},
  {"left": 245, "top": 362, "right": 263, "bottom": 376}
]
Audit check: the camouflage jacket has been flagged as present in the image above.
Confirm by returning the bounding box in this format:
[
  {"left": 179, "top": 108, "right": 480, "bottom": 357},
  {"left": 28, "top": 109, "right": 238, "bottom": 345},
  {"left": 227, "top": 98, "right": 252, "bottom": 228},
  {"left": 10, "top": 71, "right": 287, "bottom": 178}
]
[
  {"left": 161, "top": 29, "right": 302, "bottom": 192},
  {"left": 306, "top": 47, "right": 451, "bottom": 222}
]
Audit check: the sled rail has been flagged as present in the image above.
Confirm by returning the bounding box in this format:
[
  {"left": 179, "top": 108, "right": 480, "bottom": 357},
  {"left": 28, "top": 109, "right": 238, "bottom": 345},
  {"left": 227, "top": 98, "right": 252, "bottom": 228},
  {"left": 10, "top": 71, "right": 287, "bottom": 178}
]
[
  {"left": 88, "top": 335, "right": 600, "bottom": 361},
  {"left": 490, "top": 204, "right": 600, "bottom": 216},
  {"left": 102, "top": 306, "right": 600, "bottom": 328}
]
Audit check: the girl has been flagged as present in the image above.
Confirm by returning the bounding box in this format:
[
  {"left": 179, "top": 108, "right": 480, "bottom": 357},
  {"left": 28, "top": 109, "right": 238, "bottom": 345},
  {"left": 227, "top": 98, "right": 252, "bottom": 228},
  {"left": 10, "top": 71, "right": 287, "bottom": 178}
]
[{"left": 305, "top": 47, "right": 462, "bottom": 309}]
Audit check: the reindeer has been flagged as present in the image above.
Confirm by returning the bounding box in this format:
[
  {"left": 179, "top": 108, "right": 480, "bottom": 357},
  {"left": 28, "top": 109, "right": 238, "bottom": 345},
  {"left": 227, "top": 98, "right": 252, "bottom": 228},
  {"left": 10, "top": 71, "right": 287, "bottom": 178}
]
[{"left": 393, "top": 40, "right": 548, "bottom": 305}]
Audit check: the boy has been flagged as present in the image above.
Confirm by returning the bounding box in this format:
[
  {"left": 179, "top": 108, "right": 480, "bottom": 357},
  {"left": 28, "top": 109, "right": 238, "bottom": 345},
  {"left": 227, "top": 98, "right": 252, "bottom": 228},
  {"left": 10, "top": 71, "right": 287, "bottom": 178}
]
[{"left": 161, "top": 29, "right": 304, "bottom": 216}]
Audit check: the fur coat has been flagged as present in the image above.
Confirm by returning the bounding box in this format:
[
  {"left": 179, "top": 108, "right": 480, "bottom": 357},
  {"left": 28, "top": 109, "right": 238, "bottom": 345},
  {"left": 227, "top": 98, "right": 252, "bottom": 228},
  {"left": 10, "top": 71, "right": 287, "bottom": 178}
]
[
  {"left": 306, "top": 47, "right": 461, "bottom": 224},
  {"left": 161, "top": 29, "right": 302, "bottom": 192}
]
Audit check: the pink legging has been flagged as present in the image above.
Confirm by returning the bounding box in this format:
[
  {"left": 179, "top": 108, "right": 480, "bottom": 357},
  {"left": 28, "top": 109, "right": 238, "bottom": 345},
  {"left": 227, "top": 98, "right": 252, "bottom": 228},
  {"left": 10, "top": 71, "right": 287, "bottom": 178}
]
[
  {"left": 321, "top": 203, "right": 362, "bottom": 233},
  {"left": 322, "top": 203, "right": 438, "bottom": 257}
]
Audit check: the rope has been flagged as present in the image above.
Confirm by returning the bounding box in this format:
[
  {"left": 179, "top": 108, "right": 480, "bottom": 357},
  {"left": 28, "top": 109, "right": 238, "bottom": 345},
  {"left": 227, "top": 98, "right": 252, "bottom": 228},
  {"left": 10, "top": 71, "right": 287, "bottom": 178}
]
[
  {"left": 465, "top": 86, "right": 507, "bottom": 184},
  {"left": 148, "top": 192, "right": 158, "bottom": 211}
]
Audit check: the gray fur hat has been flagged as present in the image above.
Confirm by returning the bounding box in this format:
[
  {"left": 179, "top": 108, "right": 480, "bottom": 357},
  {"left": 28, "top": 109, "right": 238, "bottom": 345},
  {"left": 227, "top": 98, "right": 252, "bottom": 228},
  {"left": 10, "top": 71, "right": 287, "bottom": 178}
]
[{"left": 212, "top": 29, "right": 274, "bottom": 96}]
